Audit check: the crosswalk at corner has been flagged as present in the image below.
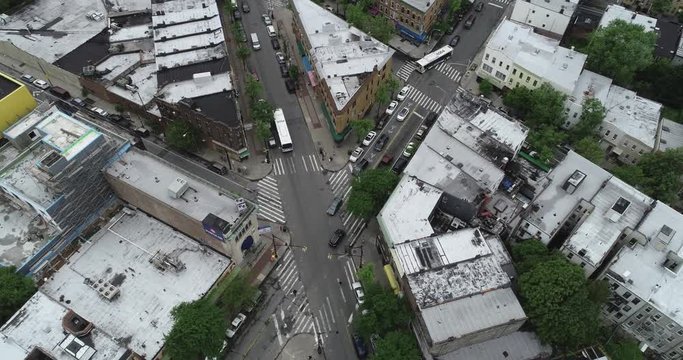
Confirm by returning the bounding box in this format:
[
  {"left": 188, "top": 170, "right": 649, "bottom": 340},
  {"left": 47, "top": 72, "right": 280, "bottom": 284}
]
[
  {"left": 328, "top": 168, "right": 353, "bottom": 200},
  {"left": 273, "top": 154, "right": 323, "bottom": 176},
  {"left": 434, "top": 62, "right": 463, "bottom": 82},
  {"left": 404, "top": 86, "right": 443, "bottom": 113},
  {"left": 256, "top": 176, "right": 286, "bottom": 224},
  {"left": 327, "top": 169, "right": 367, "bottom": 243},
  {"left": 396, "top": 62, "right": 417, "bottom": 82}
]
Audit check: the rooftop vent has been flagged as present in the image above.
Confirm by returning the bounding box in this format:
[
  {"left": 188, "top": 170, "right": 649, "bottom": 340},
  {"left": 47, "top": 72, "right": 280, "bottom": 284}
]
[
  {"left": 89, "top": 278, "right": 121, "bottom": 301},
  {"left": 561, "top": 170, "right": 586, "bottom": 194},
  {"left": 606, "top": 197, "right": 631, "bottom": 222},
  {"left": 663, "top": 250, "right": 683, "bottom": 273},
  {"left": 150, "top": 251, "right": 186, "bottom": 272},
  {"left": 58, "top": 334, "right": 96, "bottom": 360},
  {"left": 168, "top": 177, "right": 189, "bottom": 199},
  {"left": 40, "top": 150, "right": 62, "bottom": 168},
  {"left": 236, "top": 197, "right": 248, "bottom": 214},
  {"left": 656, "top": 225, "right": 676, "bottom": 246}
]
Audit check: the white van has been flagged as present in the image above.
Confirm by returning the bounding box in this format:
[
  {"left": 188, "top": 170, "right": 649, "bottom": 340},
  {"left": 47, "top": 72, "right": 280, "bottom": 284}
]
[
  {"left": 266, "top": 25, "right": 276, "bottom": 37},
  {"left": 250, "top": 33, "right": 260, "bottom": 50}
]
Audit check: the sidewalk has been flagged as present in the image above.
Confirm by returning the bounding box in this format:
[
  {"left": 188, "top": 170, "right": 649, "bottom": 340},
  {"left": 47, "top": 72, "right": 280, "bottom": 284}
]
[{"left": 244, "top": 220, "right": 292, "bottom": 287}]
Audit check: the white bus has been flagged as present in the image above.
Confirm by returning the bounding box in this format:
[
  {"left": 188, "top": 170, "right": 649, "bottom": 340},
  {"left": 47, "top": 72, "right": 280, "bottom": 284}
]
[
  {"left": 415, "top": 45, "right": 453, "bottom": 73},
  {"left": 274, "top": 108, "right": 293, "bottom": 152}
]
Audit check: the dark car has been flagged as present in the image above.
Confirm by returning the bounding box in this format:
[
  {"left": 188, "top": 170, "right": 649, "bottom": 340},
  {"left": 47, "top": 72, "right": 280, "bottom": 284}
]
[
  {"left": 475, "top": 1, "right": 484, "bottom": 11},
  {"left": 391, "top": 156, "right": 409, "bottom": 174},
  {"left": 49, "top": 86, "right": 71, "bottom": 100},
  {"left": 446, "top": 23, "right": 456, "bottom": 35},
  {"left": 380, "top": 153, "right": 394, "bottom": 166},
  {"left": 449, "top": 35, "right": 460, "bottom": 47},
  {"left": 70, "top": 97, "right": 87, "bottom": 107},
  {"left": 20, "top": 74, "right": 36, "bottom": 83},
  {"left": 328, "top": 229, "right": 346, "bottom": 247},
  {"left": 464, "top": 14, "right": 476, "bottom": 29},
  {"left": 327, "top": 197, "right": 343, "bottom": 216},
  {"left": 233, "top": 10, "right": 241, "bottom": 20},
  {"left": 55, "top": 100, "right": 78, "bottom": 116},
  {"left": 285, "top": 79, "right": 296, "bottom": 93},
  {"left": 209, "top": 162, "right": 228, "bottom": 175},
  {"left": 375, "top": 113, "right": 389, "bottom": 130},
  {"left": 425, "top": 111, "right": 438, "bottom": 127},
  {"left": 373, "top": 133, "right": 389, "bottom": 151},
  {"left": 352, "top": 334, "right": 368, "bottom": 359},
  {"left": 279, "top": 63, "right": 289, "bottom": 77},
  {"left": 352, "top": 158, "right": 369, "bottom": 176},
  {"left": 271, "top": 37, "right": 281, "bottom": 50},
  {"left": 242, "top": 2, "right": 250, "bottom": 12}
]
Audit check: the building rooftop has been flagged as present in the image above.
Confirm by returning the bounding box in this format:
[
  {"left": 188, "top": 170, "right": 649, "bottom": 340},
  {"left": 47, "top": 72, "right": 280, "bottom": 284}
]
[
  {"left": 0, "top": 0, "right": 108, "bottom": 63},
  {"left": 0, "top": 195, "right": 60, "bottom": 268},
  {"left": 659, "top": 119, "right": 683, "bottom": 151},
  {"left": 522, "top": 0, "right": 579, "bottom": 15},
  {"left": 38, "top": 210, "right": 230, "bottom": 358},
  {"left": 488, "top": 20, "right": 587, "bottom": 94},
  {"left": 106, "top": 62, "right": 158, "bottom": 106},
  {"left": 106, "top": 148, "right": 251, "bottom": 227},
  {"left": 0, "top": 291, "right": 130, "bottom": 360},
  {"left": 0, "top": 144, "right": 60, "bottom": 207},
  {"left": 569, "top": 70, "right": 613, "bottom": 106},
  {"left": 107, "top": 0, "right": 152, "bottom": 12},
  {"left": 109, "top": 23, "right": 153, "bottom": 42},
  {"left": 96, "top": 53, "right": 145, "bottom": 82},
  {"left": 402, "top": 0, "right": 438, "bottom": 13},
  {"left": 291, "top": 0, "right": 394, "bottom": 111},
  {"left": 439, "top": 331, "right": 552, "bottom": 360},
  {"left": 607, "top": 201, "right": 683, "bottom": 324},
  {"left": 524, "top": 151, "right": 611, "bottom": 243},
  {"left": 599, "top": 5, "right": 656, "bottom": 31},
  {"left": 564, "top": 177, "right": 653, "bottom": 267},
  {"left": 0, "top": 73, "right": 20, "bottom": 99},
  {"left": 192, "top": 92, "right": 240, "bottom": 128},
  {"left": 157, "top": 72, "right": 232, "bottom": 103},
  {"left": 604, "top": 85, "right": 661, "bottom": 148},
  {"left": 654, "top": 20, "right": 683, "bottom": 59},
  {"left": 377, "top": 176, "right": 441, "bottom": 247}
]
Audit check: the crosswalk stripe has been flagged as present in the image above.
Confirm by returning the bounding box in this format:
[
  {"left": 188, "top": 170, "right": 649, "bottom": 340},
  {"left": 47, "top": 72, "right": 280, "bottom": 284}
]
[{"left": 257, "top": 176, "right": 286, "bottom": 223}]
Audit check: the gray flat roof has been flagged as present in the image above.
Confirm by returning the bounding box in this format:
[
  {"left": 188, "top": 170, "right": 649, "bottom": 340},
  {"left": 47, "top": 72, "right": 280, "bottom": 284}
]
[
  {"left": 604, "top": 85, "right": 661, "bottom": 148},
  {"left": 106, "top": 148, "right": 252, "bottom": 226},
  {"left": 39, "top": 210, "right": 230, "bottom": 358},
  {"left": 0, "top": 74, "right": 20, "bottom": 99},
  {"left": 0, "top": 0, "right": 107, "bottom": 63},
  {"left": 0, "top": 292, "right": 129, "bottom": 360},
  {"left": 659, "top": 119, "right": 683, "bottom": 151},
  {"left": 439, "top": 331, "right": 552, "bottom": 360},
  {"left": 524, "top": 151, "right": 611, "bottom": 243},
  {"left": 402, "top": 0, "right": 438, "bottom": 13},
  {"left": 599, "top": 5, "right": 656, "bottom": 31}
]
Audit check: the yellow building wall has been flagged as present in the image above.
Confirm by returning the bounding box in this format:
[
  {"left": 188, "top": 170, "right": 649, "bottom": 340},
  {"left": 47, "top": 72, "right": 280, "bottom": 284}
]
[{"left": 0, "top": 73, "right": 37, "bottom": 136}]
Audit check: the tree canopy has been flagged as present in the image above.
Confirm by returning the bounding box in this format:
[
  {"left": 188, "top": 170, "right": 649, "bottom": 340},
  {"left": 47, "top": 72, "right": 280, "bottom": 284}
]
[
  {"left": 570, "top": 98, "right": 606, "bottom": 142},
  {"left": 479, "top": 79, "right": 493, "bottom": 97},
  {"left": 612, "top": 148, "right": 683, "bottom": 205},
  {"left": 503, "top": 83, "right": 566, "bottom": 129},
  {"left": 165, "top": 120, "right": 202, "bottom": 152},
  {"left": 164, "top": 299, "right": 227, "bottom": 360},
  {"left": 347, "top": 169, "right": 399, "bottom": 218},
  {"left": 372, "top": 330, "right": 421, "bottom": 360},
  {"left": 634, "top": 60, "right": 683, "bottom": 110},
  {"left": 573, "top": 137, "right": 604, "bottom": 164},
  {"left": 350, "top": 118, "right": 374, "bottom": 142},
  {"left": 214, "top": 270, "right": 256, "bottom": 317},
  {"left": 245, "top": 74, "right": 262, "bottom": 103},
  {"left": 526, "top": 125, "right": 566, "bottom": 163},
  {"left": 0, "top": 267, "right": 36, "bottom": 326},
  {"left": 346, "top": 4, "right": 395, "bottom": 43},
  {"left": 585, "top": 20, "right": 657, "bottom": 85}
]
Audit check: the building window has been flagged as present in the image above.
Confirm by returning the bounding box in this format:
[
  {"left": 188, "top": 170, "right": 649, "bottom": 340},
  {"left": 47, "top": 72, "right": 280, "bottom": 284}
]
[
  {"left": 636, "top": 314, "right": 644, "bottom": 320},
  {"left": 580, "top": 262, "right": 586, "bottom": 268},
  {"left": 645, "top": 307, "right": 653, "bottom": 313},
  {"left": 623, "top": 305, "right": 632, "bottom": 312},
  {"left": 482, "top": 63, "right": 493, "bottom": 73},
  {"left": 567, "top": 253, "right": 574, "bottom": 259},
  {"left": 623, "top": 292, "right": 632, "bottom": 299},
  {"left": 615, "top": 313, "right": 623, "bottom": 319},
  {"left": 506, "top": 65, "right": 509, "bottom": 70},
  {"left": 526, "top": 76, "right": 531, "bottom": 83},
  {"left": 605, "top": 130, "right": 611, "bottom": 136},
  {"left": 519, "top": 72, "right": 523, "bottom": 79},
  {"left": 492, "top": 57, "right": 496, "bottom": 63},
  {"left": 573, "top": 112, "right": 578, "bottom": 118},
  {"left": 512, "top": 68, "right": 517, "bottom": 75},
  {"left": 631, "top": 145, "right": 637, "bottom": 150},
  {"left": 499, "top": 61, "right": 503, "bottom": 67},
  {"left": 495, "top": 71, "right": 506, "bottom": 80},
  {"left": 677, "top": 329, "right": 683, "bottom": 336},
  {"left": 632, "top": 298, "right": 641, "bottom": 305},
  {"left": 612, "top": 134, "right": 617, "bottom": 140},
  {"left": 533, "top": 80, "right": 538, "bottom": 86},
  {"left": 485, "top": 53, "right": 490, "bottom": 60},
  {"left": 627, "top": 321, "right": 635, "bottom": 326},
  {"left": 654, "top": 314, "right": 662, "bottom": 321}
]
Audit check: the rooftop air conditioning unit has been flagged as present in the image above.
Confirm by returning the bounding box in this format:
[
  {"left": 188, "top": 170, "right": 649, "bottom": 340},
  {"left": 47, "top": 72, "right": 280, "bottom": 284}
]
[
  {"left": 168, "top": 177, "right": 189, "bottom": 199},
  {"left": 236, "top": 198, "right": 248, "bottom": 214},
  {"left": 90, "top": 278, "right": 120, "bottom": 301}
]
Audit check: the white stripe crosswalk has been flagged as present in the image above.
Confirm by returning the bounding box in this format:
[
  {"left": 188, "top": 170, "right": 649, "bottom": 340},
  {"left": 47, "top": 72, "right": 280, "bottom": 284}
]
[
  {"left": 396, "top": 62, "right": 417, "bottom": 82},
  {"left": 405, "top": 86, "right": 443, "bottom": 113},
  {"left": 327, "top": 170, "right": 367, "bottom": 241},
  {"left": 257, "top": 176, "right": 286, "bottom": 223},
  {"left": 270, "top": 250, "right": 316, "bottom": 343},
  {"left": 434, "top": 62, "right": 463, "bottom": 82},
  {"left": 273, "top": 154, "right": 323, "bottom": 176}
]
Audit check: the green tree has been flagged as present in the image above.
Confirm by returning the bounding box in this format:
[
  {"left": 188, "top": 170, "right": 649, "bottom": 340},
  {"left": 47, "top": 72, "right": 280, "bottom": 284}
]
[
  {"left": 605, "top": 340, "right": 644, "bottom": 360},
  {"left": 511, "top": 239, "right": 561, "bottom": 274},
  {"left": 357, "top": 263, "right": 375, "bottom": 288},
  {"left": 650, "top": 0, "right": 672, "bottom": 14},
  {"left": 613, "top": 148, "right": 683, "bottom": 205},
  {"left": 372, "top": 330, "right": 421, "bottom": 360},
  {"left": 384, "top": 76, "right": 400, "bottom": 99},
  {"left": 347, "top": 169, "right": 399, "bottom": 218},
  {"left": 0, "top": 267, "right": 36, "bottom": 326},
  {"left": 573, "top": 137, "right": 604, "bottom": 164},
  {"left": 525, "top": 83, "right": 567, "bottom": 128},
  {"left": 215, "top": 270, "right": 256, "bottom": 316},
  {"left": 166, "top": 120, "right": 202, "bottom": 152},
  {"left": 256, "top": 118, "right": 272, "bottom": 142},
  {"left": 526, "top": 125, "right": 566, "bottom": 162},
  {"left": 570, "top": 98, "right": 606, "bottom": 142},
  {"left": 503, "top": 85, "right": 533, "bottom": 118},
  {"left": 345, "top": 4, "right": 394, "bottom": 43},
  {"left": 479, "top": 79, "right": 493, "bottom": 97},
  {"left": 288, "top": 64, "right": 300, "bottom": 80},
  {"left": 164, "top": 299, "right": 227, "bottom": 360},
  {"left": 350, "top": 118, "right": 374, "bottom": 142},
  {"left": 375, "top": 82, "right": 391, "bottom": 117},
  {"left": 237, "top": 46, "right": 250, "bottom": 69},
  {"left": 245, "top": 74, "right": 262, "bottom": 104},
  {"left": 612, "top": 164, "right": 646, "bottom": 189},
  {"left": 448, "top": 0, "right": 462, "bottom": 17},
  {"left": 519, "top": 259, "right": 601, "bottom": 350},
  {"left": 223, "top": 1, "right": 235, "bottom": 14},
  {"left": 634, "top": 60, "right": 683, "bottom": 109},
  {"left": 586, "top": 20, "right": 657, "bottom": 84}
]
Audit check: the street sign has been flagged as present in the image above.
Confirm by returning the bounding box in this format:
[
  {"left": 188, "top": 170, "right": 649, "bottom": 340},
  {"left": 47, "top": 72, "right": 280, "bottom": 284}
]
[{"left": 258, "top": 225, "right": 272, "bottom": 234}]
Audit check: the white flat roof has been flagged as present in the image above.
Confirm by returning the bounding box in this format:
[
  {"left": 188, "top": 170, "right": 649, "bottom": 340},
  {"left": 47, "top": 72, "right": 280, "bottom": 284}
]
[
  {"left": 291, "top": 0, "right": 394, "bottom": 111},
  {"left": 569, "top": 70, "right": 612, "bottom": 105},
  {"left": 440, "top": 331, "right": 552, "bottom": 360},
  {"left": 39, "top": 210, "right": 230, "bottom": 358},
  {"left": 108, "top": 0, "right": 152, "bottom": 12},
  {"left": 153, "top": 17, "right": 221, "bottom": 40},
  {"left": 106, "top": 62, "right": 158, "bottom": 105},
  {"left": 155, "top": 44, "right": 227, "bottom": 69},
  {"left": 599, "top": 5, "right": 656, "bottom": 31},
  {"left": 659, "top": 119, "right": 683, "bottom": 151},
  {"left": 0, "top": 292, "right": 129, "bottom": 360},
  {"left": 106, "top": 148, "right": 247, "bottom": 225},
  {"left": 564, "top": 177, "right": 653, "bottom": 267},
  {"left": 154, "top": 30, "right": 224, "bottom": 55},
  {"left": 109, "top": 24, "right": 153, "bottom": 42},
  {"left": 0, "top": 0, "right": 107, "bottom": 63},
  {"left": 523, "top": 0, "right": 578, "bottom": 15},
  {"left": 608, "top": 201, "right": 683, "bottom": 324},
  {"left": 488, "top": 20, "right": 586, "bottom": 94},
  {"left": 604, "top": 85, "right": 661, "bottom": 148},
  {"left": 96, "top": 53, "right": 142, "bottom": 81},
  {"left": 0, "top": 144, "right": 60, "bottom": 207},
  {"left": 377, "top": 176, "right": 440, "bottom": 247},
  {"left": 157, "top": 72, "right": 232, "bottom": 103},
  {"left": 525, "top": 151, "right": 611, "bottom": 242}
]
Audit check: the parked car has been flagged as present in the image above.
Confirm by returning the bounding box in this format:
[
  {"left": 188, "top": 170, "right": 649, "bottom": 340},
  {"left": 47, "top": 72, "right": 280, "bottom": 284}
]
[
  {"left": 415, "top": 125, "right": 428, "bottom": 140},
  {"left": 271, "top": 37, "right": 281, "bottom": 50},
  {"left": 279, "top": 63, "right": 289, "bottom": 77},
  {"left": 328, "top": 229, "right": 346, "bottom": 247},
  {"left": 464, "top": 14, "right": 476, "bottom": 29},
  {"left": 475, "top": 1, "right": 484, "bottom": 11},
  {"left": 267, "top": 25, "right": 277, "bottom": 37},
  {"left": 262, "top": 14, "right": 272, "bottom": 25},
  {"left": 425, "top": 111, "right": 438, "bottom": 127},
  {"left": 242, "top": 2, "right": 250, "bottom": 12},
  {"left": 450, "top": 35, "right": 461, "bottom": 47},
  {"left": 20, "top": 74, "right": 36, "bottom": 83},
  {"left": 33, "top": 79, "right": 49, "bottom": 90},
  {"left": 236, "top": 23, "right": 248, "bottom": 43},
  {"left": 352, "top": 334, "right": 369, "bottom": 359},
  {"left": 285, "top": 79, "right": 296, "bottom": 93},
  {"left": 352, "top": 158, "right": 369, "bottom": 176},
  {"left": 226, "top": 313, "right": 247, "bottom": 339},
  {"left": 55, "top": 100, "right": 78, "bottom": 116},
  {"left": 90, "top": 106, "right": 108, "bottom": 117},
  {"left": 397, "top": 86, "right": 409, "bottom": 101},
  {"left": 397, "top": 107, "right": 410, "bottom": 121},
  {"left": 208, "top": 162, "right": 228, "bottom": 175},
  {"left": 391, "top": 156, "right": 408, "bottom": 174},
  {"left": 374, "top": 133, "right": 389, "bottom": 151},
  {"left": 385, "top": 100, "right": 398, "bottom": 115},
  {"left": 327, "top": 197, "right": 343, "bottom": 216},
  {"left": 403, "top": 142, "right": 416, "bottom": 158},
  {"left": 381, "top": 153, "right": 394, "bottom": 166},
  {"left": 275, "top": 51, "right": 286, "bottom": 64},
  {"left": 349, "top": 147, "right": 364, "bottom": 162},
  {"left": 352, "top": 282, "right": 365, "bottom": 304},
  {"left": 233, "top": 10, "right": 241, "bottom": 20},
  {"left": 70, "top": 97, "right": 87, "bottom": 107},
  {"left": 362, "top": 131, "right": 376, "bottom": 146},
  {"left": 375, "top": 113, "right": 388, "bottom": 129},
  {"left": 446, "top": 23, "right": 456, "bottom": 35},
  {"left": 49, "top": 86, "right": 71, "bottom": 100},
  {"left": 134, "top": 127, "right": 150, "bottom": 137},
  {"left": 244, "top": 289, "right": 263, "bottom": 312}
]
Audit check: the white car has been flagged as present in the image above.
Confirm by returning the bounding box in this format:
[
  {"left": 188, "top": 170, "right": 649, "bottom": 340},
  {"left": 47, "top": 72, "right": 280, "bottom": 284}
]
[
  {"left": 385, "top": 101, "right": 398, "bottom": 115},
  {"left": 397, "top": 86, "right": 409, "bottom": 101},
  {"left": 262, "top": 14, "right": 272, "bottom": 25},
  {"left": 397, "top": 107, "right": 410, "bottom": 121},
  {"left": 352, "top": 281, "right": 365, "bottom": 305},
  {"left": 226, "top": 313, "right": 247, "bottom": 339},
  {"left": 349, "top": 147, "right": 364, "bottom": 163},
  {"left": 204, "top": 341, "right": 228, "bottom": 360},
  {"left": 32, "top": 79, "right": 49, "bottom": 90},
  {"left": 90, "top": 106, "right": 109, "bottom": 117},
  {"left": 362, "top": 131, "right": 377, "bottom": 146}
]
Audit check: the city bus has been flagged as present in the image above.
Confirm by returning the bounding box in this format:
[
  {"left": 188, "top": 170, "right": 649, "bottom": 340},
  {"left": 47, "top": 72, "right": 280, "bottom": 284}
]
[
  {"left": 274, "top": 108, "right": 293, "bottom": 152},
  {"left": 415, "top": 45, "right": 453, "bottom": 73}
]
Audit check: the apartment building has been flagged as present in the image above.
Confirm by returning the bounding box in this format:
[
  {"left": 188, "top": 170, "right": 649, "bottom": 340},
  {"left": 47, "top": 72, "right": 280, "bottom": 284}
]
[
  {"left": 510, "top": 0, "right": 579, "bottom": 38},
  {"left": 377, "top": 0, "right": 448, "bottom": 43}
]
